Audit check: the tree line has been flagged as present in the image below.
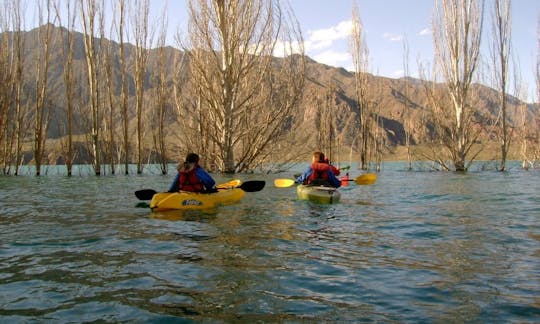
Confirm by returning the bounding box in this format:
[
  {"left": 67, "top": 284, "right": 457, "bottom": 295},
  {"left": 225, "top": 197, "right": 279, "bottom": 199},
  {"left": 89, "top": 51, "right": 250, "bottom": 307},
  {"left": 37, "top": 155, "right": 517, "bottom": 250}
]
[{"left": 0, "top": 0, "right": 538, "bottom": 176}]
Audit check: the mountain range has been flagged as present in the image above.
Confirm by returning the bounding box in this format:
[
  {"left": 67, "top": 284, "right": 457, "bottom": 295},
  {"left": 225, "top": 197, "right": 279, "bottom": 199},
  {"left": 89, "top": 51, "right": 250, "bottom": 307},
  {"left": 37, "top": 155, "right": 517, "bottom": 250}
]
[{"left": 5, "top": 25, "right": 538, "bottom": 164}]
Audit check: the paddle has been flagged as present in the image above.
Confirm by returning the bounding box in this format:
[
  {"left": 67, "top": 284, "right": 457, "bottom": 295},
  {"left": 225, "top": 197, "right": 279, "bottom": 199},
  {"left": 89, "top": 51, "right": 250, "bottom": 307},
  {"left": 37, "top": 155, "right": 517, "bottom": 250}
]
[
  {"left": 343, "top": 173, "right": 377, "bottom": 185},
  {"left": 134, "top": 180, "right": 266, "bottom": 201},
  {"left": 274, "top": 173, "right": 377, "bottom": 188},
  {"left": 135, "top": 189, "right": 157, "bottom": 200}
]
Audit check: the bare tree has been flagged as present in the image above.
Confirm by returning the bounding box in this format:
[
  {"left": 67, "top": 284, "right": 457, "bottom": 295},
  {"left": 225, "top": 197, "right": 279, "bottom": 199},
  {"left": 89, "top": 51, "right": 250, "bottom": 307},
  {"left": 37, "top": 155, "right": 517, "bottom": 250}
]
[
  {"left": 0, "top": 1, "right": 13, "bottom": 148},
  {"left": 150, "top": 5, "right": 171, "bottom": 175},
  {"left": 54, "top": 0, "right": 77, "bottom": 176},
  {"left": 32, "top": 0, "right": 54, "bottom": 176},
  {"left": 314, "top": 84, "right": 337, "bottom": 162},
  {"left": 536, "top": 16, "right": 540, "bottom": 168},
  {"left": 512, "top": 65, "right": 532, "bottom": 169},
  {"left": 491, "top": 0, "right": 512, "bottom": 171},
  {"left": 11, "top": 0, "right": 28, "bottom": 175},
  {"left": 102, "top": 6, "right": 116, "bottom": 175},
  {"left": 116, "top": 0, "right": 130, "bottom": 174},
  {"left": 79, "top": 0, "right": 103, "bottom": 175},
  {"left": 182, "top": 0, "right": 305, "bottom": 173},
  {"left": 349, "top": 0, "right": 372, "bottom": 170},
  {"left": 401, "top": 37, "right": 413, "bottom": 170},
  {"left": 431, "top": 0, "right": 484, "bottom": 171},
  {"left": 131, "top": 0, "right": 151, "bottom": 174}
]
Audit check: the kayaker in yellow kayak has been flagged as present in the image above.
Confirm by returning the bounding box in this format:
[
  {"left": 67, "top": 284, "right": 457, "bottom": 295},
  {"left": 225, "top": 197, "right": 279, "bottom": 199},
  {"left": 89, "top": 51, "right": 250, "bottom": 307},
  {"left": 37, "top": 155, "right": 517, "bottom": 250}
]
[
  {"left": 168, "top": 153, "right": 217, "bottom": 193},
  {"left": 296, "top": 151, "right": 342, "bottom": 188}
]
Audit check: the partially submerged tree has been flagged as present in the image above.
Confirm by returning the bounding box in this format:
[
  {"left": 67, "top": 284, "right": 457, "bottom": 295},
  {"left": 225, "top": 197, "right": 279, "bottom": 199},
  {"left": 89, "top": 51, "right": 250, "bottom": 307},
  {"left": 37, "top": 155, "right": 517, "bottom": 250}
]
[
  {"left": 11, "top": 0, "right": 28, "bottom": 175},
  {"left": 32, "top": 1, "right": 54, "bottom": 176},
  {"left": 117, "top": 0, "right": 130, "bottom": 174},
  {"left": 54, "top": 0, "right": 77, "bottom": 176},
  {"left": 0, "top": 1, "right": 13, "bottom": 151},
  {"left": 182, "top": 0, "right": 305, "bottom": 173},
  {"left": 430, "top": 0, "right": 484, "bottom": 171},
  {"left": 79, "top": 0, "right": 103, "bottom": 175},
  {"left": 131, "top": 0, "right": 151, "bottom": 174},
  {"left": 349, "top": 0, "right": 372, "bottom": 170},
  {"left": 150, "top": 5, "right": 172, "bottom": 175},
  {"left": 491, "top": 0, "right": 512, "bottom": 171}
]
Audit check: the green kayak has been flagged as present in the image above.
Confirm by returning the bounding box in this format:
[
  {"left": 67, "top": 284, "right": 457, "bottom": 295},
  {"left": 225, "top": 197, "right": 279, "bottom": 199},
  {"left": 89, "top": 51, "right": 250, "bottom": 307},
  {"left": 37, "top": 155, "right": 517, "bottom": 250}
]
[{"left": 296, "top": 184, "right": 341, "bottom": 204}]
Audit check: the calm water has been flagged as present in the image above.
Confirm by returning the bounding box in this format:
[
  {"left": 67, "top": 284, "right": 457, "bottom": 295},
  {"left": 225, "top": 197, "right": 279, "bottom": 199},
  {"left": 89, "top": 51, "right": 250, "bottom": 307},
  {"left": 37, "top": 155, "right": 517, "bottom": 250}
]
[{"left": 1, "top": 162, "right": 539, "bottom": 323}]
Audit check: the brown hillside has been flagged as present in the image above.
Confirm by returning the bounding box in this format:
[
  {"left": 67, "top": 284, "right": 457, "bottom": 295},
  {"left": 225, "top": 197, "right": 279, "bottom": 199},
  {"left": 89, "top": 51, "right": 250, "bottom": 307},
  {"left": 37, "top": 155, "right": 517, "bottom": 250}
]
[{"left": 4, "top": 25, "right": 539, "bottom": 164}]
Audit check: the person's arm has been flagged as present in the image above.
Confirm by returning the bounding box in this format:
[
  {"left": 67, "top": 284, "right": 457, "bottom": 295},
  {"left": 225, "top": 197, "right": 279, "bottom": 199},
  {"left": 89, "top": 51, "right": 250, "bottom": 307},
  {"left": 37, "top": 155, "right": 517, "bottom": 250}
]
[
  {"left": 327, "top": 170, "right": 342, "bottom": 188},
  {"left": 296, "top": 168, "right": 312, "bottom": 184},
  {"left": 168, "top": 173, "right": 180, "bottom": 192},
  {"left": 196, "top": 168, "right": 216, "bottom": 189}
]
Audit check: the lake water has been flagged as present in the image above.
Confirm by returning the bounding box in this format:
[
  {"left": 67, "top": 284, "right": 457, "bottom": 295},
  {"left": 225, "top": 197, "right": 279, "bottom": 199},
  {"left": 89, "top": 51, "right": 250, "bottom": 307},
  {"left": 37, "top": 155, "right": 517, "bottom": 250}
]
[{"left": 1, "top": 162, "right": 539, "bottom": 322}]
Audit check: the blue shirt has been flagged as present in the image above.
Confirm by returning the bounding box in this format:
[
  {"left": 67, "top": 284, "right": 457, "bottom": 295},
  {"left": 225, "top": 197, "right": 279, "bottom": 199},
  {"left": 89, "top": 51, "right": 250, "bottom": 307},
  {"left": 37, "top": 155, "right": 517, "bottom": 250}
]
[{"left": 168, "top": 167, "right": 216, "bottom": 192}]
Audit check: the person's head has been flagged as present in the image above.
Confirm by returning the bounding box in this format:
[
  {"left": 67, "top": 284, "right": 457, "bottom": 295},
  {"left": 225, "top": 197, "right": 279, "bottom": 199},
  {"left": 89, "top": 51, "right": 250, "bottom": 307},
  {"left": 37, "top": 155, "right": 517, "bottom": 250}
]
[
  {"left": 185, "top": 153, "right": 199, "bottom": 164},
  {"left": 177, "top": 153, "right": 199, "bottom": 171},
  {"left": 312, "top": 151, "right": 325, "bottom": 163}
]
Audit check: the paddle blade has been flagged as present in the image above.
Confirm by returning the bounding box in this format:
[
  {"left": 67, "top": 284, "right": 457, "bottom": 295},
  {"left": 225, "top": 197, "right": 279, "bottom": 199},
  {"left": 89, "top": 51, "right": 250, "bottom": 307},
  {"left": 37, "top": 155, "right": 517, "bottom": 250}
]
[
  {"left": 274, "top": 179, "right": 295, "bottom": 188},
  {"left": 135, "top": 189, "right": 158, "bottom": 200},
  {"left": 216, "top": 179, "right": 242, "bottom": 189},
  {"left": 239, "top": 180, "right": 266, "bottom": 192},
  {"left": 355, "top": 173, "right": 377, "bottom": 185}
]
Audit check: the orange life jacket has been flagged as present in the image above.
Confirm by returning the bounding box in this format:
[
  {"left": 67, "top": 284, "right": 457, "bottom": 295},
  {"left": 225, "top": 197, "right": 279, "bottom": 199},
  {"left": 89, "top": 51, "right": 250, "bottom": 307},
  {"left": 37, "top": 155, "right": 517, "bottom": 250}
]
[
  {"left": 178, "top": 166, "right": 204, "bottom": 192},
  {"left": 307, "top": 162, "right": 330, "bottom": 185}
]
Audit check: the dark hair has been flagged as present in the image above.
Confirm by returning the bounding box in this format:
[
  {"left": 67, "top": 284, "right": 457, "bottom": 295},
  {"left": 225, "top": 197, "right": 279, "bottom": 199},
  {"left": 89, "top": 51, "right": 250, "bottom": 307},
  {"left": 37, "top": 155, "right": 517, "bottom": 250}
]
[
  {"left": 313, "top": 151, "right": 325, "bottom": 163},
  {"left": 185, "top": 153, "right": 199, "bottom": 164}
]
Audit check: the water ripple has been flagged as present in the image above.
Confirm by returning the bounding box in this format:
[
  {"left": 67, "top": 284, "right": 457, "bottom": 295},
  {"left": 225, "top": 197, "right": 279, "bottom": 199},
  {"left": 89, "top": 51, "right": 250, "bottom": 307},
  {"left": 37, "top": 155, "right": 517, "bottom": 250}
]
[{"left": 0, "top": 165, "right": 539, "bottom": 322}]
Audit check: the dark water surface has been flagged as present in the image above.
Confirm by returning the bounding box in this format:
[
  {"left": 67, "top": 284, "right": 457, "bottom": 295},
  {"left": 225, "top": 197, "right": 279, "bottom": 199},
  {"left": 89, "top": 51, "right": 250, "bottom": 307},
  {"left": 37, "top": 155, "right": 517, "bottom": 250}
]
[{"left": 1, "top": 163, "right": 539, "bottom": 322}]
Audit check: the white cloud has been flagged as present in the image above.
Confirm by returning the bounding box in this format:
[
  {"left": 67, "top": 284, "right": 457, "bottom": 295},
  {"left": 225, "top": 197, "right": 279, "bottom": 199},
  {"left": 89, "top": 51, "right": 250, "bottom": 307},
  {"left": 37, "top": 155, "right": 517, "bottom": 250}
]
[
  {"left": 272, "top": 40, "right": 304, "bottom": 57},
  {"left": 392, "top": 69, "right": 405, "bottom": 78},
  {"left": 313, "top": 50, "right": 351, "bottom": 67},
  {"left": 418, "top": 28, "right": 431, "bottom": 36},
  {"left": 305, "top": 20, "right": 352, "bottom": 52},
  {"left": 383, "top": 32, "right": 403, "bottom": 42}
]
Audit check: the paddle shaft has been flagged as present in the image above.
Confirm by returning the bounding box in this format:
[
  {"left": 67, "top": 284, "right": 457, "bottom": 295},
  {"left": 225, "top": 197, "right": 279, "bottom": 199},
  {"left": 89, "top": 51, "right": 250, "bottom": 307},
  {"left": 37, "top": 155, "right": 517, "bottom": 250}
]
[{"left": 135, "top": 180, "right": 265, "bottom": 200}]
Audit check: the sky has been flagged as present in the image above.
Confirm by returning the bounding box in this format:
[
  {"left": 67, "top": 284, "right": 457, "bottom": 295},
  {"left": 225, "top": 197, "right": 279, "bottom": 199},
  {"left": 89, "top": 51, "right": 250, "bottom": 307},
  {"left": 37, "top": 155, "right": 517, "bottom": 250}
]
[{"left": 21, "top": 0, "right": 540, "bottom": 101}]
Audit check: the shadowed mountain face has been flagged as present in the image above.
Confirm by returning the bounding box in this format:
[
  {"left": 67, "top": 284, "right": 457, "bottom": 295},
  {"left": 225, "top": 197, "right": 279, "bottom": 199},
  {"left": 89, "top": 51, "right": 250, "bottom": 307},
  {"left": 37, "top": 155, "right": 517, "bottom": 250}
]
[{"left": 3, "top": 25, "right": 538, "bottom": 163}]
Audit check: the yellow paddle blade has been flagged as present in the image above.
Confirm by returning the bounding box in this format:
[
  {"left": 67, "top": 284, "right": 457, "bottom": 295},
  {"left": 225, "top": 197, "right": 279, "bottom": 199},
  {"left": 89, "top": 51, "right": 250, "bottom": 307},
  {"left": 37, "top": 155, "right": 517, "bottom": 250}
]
[
  {"left": 274, "top": 178, "right": 296, "bottom": 188},
  {"left": 355, "top": 173, "right": 377, "bottom": 185},
  {"left": 216, "top": 179, "right": 242, "bottom": 189}
]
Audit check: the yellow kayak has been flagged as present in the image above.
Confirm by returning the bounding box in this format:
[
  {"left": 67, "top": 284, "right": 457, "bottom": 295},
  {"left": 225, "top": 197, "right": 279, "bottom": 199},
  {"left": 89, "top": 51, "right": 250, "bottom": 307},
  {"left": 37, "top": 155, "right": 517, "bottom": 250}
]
[
  {"left": 296, "top": 185, "right": 341, "bottom": 204},
  {"left": 150, "top": 180, "right": 245, "bottom": 211}
]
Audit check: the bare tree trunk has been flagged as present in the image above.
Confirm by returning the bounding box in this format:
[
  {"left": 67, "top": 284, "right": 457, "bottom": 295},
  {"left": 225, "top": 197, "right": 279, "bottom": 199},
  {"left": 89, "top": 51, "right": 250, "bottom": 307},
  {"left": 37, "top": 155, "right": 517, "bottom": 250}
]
[
  {"left": 117, "top": 0, "right": 130, "bottom": 174},
  {"left": 402, "top": 38, "right": 413, "bottom": 170},
  {"left": 54, "top": 0, "right": 77, "bottom": 176},
  {"left": 151, "top": 6, "right": 170, "bottom": 175},
  {"left": 32, "top": 1, "right": 54, "bottom": 176},
  {"left": 0, "top": 2, "right": 15, "bottom": 173},
  {"left": 131, "top": 0, "right": 151, "bottom": 174},
  {"left": 12, "top": 0, "right": 27, "bottom": 175},
  {"left": 349, "top": 0, "right": 372, "bottom": 170},
  {"left": 491, "top": 0, "right": 512, "bottom": 171},
  {"left": 79, "top": 0, "right": 102, "bottom": 175},
  {"left": 102, "top": 14, "right": 116, "bottom": 175},
  {"left": 0, "top": 2, "right": 13, "bottom": 153},
  {"left": 536, "top": 17, "right": 540, "bottom": 168},
  {"left": 431, "top": 0, "right": 484, "bottom": 171}
]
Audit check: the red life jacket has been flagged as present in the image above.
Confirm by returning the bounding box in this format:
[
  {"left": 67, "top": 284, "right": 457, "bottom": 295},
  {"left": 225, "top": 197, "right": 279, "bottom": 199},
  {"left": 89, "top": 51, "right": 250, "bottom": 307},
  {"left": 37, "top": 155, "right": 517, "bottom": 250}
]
[
  {"left": 178, "top": 166, "right": 204, "bottom": 192},
  {"left": 307, "top": 162, "right": 330, "bottom": 185}
]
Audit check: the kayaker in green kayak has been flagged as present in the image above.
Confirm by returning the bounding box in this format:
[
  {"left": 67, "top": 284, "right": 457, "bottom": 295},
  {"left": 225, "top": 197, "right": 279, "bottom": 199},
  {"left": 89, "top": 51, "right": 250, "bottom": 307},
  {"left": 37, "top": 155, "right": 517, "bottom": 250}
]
[
  {"left": 296, "top": 151, "right": 342, "bottom": 188},
  {"left": 168, "top": 153, "right": 217, "bottom": 193}
]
